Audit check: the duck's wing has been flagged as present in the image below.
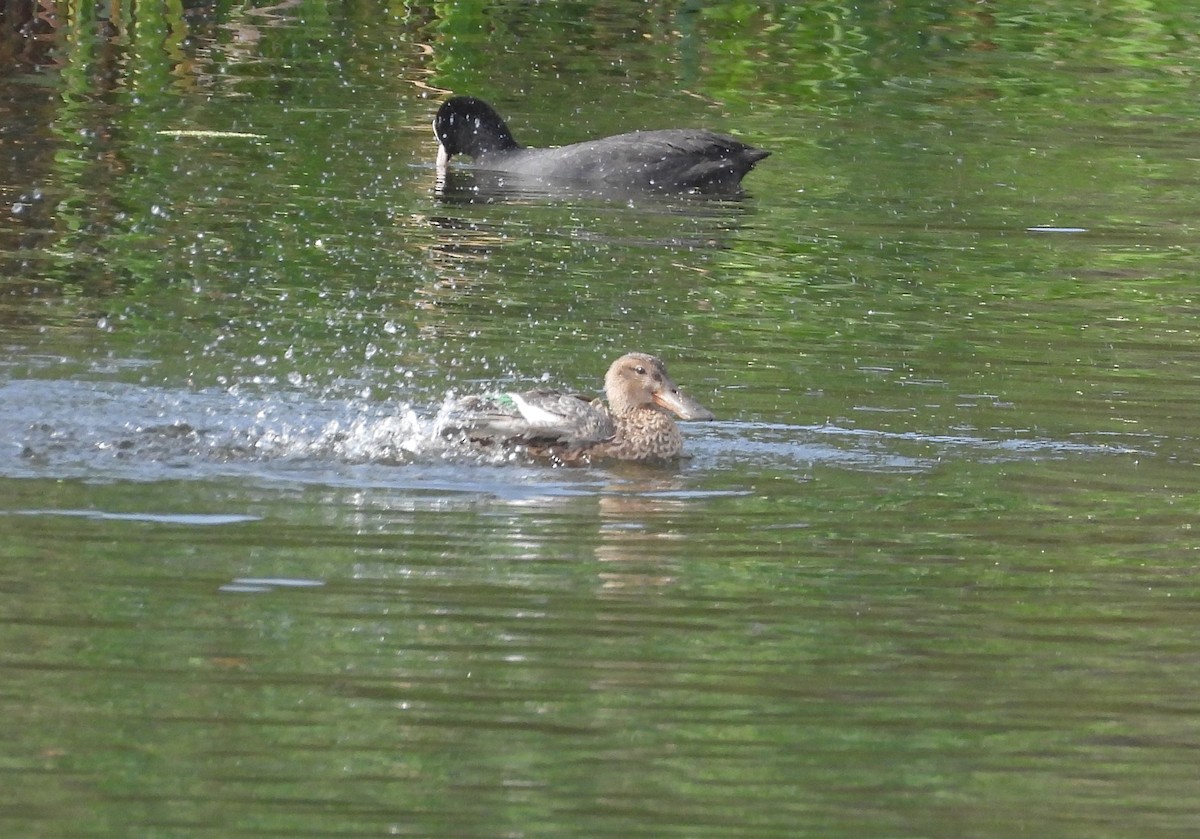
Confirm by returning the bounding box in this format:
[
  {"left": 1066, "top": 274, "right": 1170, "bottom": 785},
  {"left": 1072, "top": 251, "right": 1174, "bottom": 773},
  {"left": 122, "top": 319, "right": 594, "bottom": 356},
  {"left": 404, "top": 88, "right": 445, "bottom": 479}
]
[{"left": 441, "top": 389, "right": 616, "bottom": 447}]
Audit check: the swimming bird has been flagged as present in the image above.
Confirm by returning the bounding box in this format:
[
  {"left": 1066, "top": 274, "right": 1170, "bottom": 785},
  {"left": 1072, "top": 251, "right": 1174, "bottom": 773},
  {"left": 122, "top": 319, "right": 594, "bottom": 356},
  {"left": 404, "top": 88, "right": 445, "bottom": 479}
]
[
  {"left": 433, "top": 96, "right": 769, "bottom": 194},
  {"left": 438, "top": 352, "right": 714, "bottom": 463}
]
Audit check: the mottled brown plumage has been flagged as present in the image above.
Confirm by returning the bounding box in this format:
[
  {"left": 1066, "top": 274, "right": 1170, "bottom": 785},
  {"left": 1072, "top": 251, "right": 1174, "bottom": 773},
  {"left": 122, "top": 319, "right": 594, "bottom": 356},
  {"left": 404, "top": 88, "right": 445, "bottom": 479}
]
[{"left": 439, "top": 352, "right": 713, "bottom": 463}]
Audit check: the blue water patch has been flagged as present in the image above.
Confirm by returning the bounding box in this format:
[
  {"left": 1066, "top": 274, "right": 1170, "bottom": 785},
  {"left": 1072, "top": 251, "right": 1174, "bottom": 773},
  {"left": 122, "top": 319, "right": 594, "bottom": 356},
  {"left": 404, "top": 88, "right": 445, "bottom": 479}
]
[{"left": 5, "top": 509, "right": 261, "bottom": 525}]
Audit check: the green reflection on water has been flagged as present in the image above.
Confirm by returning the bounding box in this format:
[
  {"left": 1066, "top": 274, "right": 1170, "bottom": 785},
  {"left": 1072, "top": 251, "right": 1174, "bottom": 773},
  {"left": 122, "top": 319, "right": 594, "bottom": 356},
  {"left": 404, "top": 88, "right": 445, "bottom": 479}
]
[
  {"left": 1, "top": 464, "right": 1198, "bottom": 837},
  {"left": 2, "top": 1, "right": 1200, "bottom": 837}
]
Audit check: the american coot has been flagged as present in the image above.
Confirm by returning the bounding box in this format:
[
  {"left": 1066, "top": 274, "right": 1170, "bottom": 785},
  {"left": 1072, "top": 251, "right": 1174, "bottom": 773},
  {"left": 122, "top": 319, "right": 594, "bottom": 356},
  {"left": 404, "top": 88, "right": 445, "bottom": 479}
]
[
  {"left": 433, "top": 96, "right": 769, "bottom": 194},
  {"left": 438, "top": 352, "right": 715, "bottom": 463}
]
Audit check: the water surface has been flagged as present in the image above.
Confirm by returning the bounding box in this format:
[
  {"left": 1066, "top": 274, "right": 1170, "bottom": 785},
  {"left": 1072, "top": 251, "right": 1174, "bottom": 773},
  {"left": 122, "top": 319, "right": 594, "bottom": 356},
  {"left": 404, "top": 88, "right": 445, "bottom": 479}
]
[{"left": 2, "top": 3, "right": 1199, "bottom": 837}]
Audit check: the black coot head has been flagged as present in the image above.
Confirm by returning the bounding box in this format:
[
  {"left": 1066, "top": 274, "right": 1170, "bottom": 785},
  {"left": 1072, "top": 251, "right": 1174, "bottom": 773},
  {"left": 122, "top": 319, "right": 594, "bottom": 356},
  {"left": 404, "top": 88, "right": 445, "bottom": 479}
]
[{"left": 434, "top": 96, "right": 520, "bottom": 159}]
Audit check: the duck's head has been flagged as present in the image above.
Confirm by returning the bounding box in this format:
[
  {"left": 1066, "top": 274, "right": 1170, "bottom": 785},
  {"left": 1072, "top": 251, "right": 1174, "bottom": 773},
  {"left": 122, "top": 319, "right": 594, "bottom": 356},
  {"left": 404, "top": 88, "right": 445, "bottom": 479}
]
[
  {"left": 434, "top": 96, "right": 520, "bottom": 166},
  {"left": 604, "top": 353, "right": 714, "bottom": 421}
]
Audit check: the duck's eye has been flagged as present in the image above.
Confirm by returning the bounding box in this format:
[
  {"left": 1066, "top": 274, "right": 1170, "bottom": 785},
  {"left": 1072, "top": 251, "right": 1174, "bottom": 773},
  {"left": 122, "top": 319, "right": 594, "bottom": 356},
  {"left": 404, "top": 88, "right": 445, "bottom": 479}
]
[{"left": 635, "top": 366, "right": 647, "bottom": 375}]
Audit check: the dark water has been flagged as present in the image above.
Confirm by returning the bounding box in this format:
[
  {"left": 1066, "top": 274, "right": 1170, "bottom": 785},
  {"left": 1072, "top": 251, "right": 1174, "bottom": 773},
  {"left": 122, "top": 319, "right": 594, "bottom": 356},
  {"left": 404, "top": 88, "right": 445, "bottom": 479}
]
[{"left": 3, "top": 3, "right": 1199, "bottom": 837}]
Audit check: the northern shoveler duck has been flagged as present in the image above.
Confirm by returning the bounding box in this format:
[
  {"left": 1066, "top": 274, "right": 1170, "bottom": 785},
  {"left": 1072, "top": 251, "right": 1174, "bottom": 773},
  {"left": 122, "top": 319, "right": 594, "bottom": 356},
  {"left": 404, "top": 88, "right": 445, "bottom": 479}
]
[
  {"left": 438, "top": 352, "right": 714, "bottom": 463},
  {"left": 433, "top": 96, "right": 769, "bottom": 194}
]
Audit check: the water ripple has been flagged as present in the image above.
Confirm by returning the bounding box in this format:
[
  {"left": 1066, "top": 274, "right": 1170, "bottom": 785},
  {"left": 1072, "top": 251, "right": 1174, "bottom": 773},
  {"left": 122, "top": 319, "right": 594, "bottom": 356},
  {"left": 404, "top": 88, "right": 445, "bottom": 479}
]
[{"left": 4, "top": 379, "right": 1146, "bottom": 490}]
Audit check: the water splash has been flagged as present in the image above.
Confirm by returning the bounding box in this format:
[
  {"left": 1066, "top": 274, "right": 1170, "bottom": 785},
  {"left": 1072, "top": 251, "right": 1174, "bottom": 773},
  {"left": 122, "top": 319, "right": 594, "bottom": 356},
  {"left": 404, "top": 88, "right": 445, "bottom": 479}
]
[{"left": 3, "top": 379, "right": 1146, "bottom": 487}]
